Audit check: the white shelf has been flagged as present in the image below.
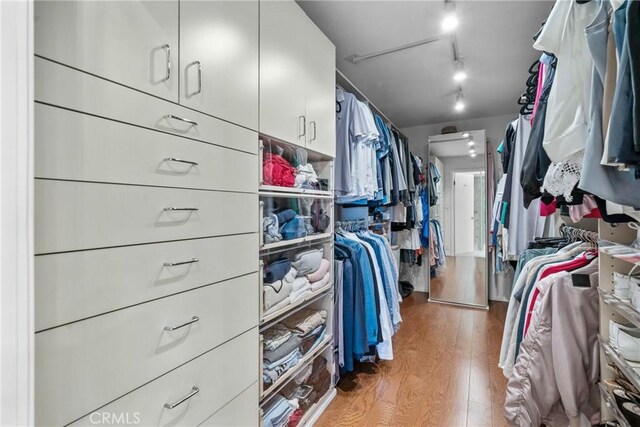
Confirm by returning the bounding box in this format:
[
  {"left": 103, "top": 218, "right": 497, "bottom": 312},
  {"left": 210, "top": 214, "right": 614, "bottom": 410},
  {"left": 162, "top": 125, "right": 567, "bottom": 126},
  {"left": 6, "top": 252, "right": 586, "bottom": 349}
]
[
  {"left": 260, "top": 233, "right": 333, "bottom": 252},
  {"left": 260, "top": 337, "right": 333, "bottom": 402},
  {"left": 599, "top": 334, "right": 640, "bottom": 392},
  {"left": 599, "top": 383, "right": 631, "bottom": 427},
  {"left": 599, "top": 240, "right": 640, "bottom": 266},
  {"left": 260, "top": 283, "right": 333, "bottom": 329},
  {"left": 599, "top": 288, "right": 640, "bottom": 329},
  {"left": 259, "top": 185, "right": 333, "bottom": 198}
]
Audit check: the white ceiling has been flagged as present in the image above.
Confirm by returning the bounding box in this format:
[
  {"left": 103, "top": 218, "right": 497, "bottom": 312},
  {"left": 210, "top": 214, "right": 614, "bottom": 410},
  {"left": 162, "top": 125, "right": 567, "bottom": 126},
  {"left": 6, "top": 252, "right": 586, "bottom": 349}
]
[
  {"left": 429, "top": 130, "right": 485, "bottom": 157},
  {"left": 297, "top": 0, "right": 553, "bottom": 128}
]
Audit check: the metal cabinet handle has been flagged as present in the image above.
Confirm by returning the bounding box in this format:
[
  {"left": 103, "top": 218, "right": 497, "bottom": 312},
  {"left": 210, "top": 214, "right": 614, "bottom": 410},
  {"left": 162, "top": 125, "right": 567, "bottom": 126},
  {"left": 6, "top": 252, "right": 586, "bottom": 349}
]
[
  {"left": 188, "top": 61, "right": 202, "bottom": 96},
  {"left": 163, "top": 157, "right": 199, "bottom": 166},
  {"left": 161, "top": 44, "right": 171, "bottom": 82},
  {"left": 164, "top": 316, "right": 199, "bottom": 332},
  {"left": 298, "top": 115, "right": 306, "bottom": 138},
  {"left": 165, "top": 114, "right": 198, "bottom": 127},
  {"left": 163, "top": 207, "right": 199, "bottom": 212},
  {"left": 163, "top": 258, "right": 199, "bottom": 267},
  {"left": 310, "top": 121, "right": 317, "bottom": 142},
  {"left": 164, "top": 386, "right": 199, "bottom": 409}
]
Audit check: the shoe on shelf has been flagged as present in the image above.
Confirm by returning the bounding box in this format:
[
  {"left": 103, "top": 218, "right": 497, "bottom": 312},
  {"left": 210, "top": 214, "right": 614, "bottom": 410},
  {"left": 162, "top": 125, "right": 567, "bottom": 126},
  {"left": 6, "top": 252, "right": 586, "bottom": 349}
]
[
  {"left": 609, "top": 320, "right": 640, "bottom": 363},
  {"left": 621, "top": 402, "right": 640, "bottom": 427},
  {"left": 615, "top": 272, "right": 632, "bottom": 301},
  {"left": 629, "top": 276, "right": 640, "bottom": 312}
]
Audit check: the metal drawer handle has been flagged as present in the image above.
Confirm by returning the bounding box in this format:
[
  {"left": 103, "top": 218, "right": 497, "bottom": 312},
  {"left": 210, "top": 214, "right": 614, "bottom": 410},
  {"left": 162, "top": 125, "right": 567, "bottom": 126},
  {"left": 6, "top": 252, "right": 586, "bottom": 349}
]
[
  {"left": 163, "top": 207, "right": 199, "bottom": 212},
  {"left": 164, "top": 316, "right": 199, "bottom": 331},
  {"left": 310, "top": 121, "right": 317, "bottom": 142},
  {"left": 163, "top": 258, "right": 199, "bottom": 267},
  {"left": 188, "top": 60, "right": 202, "bottom": 96},
  {"left": 164, "top": 157, "right": 199, "bottom": 166},
  {"left": 164, "top": 386, "right": 199, "bottom": 409},
  {"left": 161, "top": 44, "right": 171, "bottom": 82},
  {"left": 165, "top": 114, "right": 198, "bottom": 127}
]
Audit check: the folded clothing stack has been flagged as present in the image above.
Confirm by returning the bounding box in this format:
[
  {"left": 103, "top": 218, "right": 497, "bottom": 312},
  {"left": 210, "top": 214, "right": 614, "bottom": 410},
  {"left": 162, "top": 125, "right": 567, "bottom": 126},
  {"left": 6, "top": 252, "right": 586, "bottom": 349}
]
[
  {"left": 307, "top": 258, "right": 331, "bottom": 291},
  {"left": 262, "top": 395, "right": 295, "bottom": 427},
  {"left": 263, "top": 153, "right": 296, "bottom": 188},
  {"left": 264, "top": 266, "right": 297, "bottom": 313},
  {"left": 279, "top": 356, "right": 331, "bottom": 414},
  {"left": 282, "top": 308, "right": 328, "bottom": 336},
  {"left": 262, "top": 309, "right": 328, "bottom": 387}
]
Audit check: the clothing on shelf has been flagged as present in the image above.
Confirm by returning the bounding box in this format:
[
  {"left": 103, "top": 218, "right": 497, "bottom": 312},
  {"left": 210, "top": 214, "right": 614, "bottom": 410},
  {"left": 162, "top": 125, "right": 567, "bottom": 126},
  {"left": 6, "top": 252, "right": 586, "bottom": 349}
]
[
  {"left": 334, "top": 227, "right": 401, "bottom": 372},
  {"left": 262, "top": 308, "right": 328, "bottom": 387}
]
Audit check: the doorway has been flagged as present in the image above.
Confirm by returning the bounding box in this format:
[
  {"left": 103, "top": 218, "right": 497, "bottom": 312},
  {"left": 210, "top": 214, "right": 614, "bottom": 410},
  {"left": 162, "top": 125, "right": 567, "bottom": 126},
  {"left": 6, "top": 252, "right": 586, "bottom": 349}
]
[{"left": 454, "top": 171, "right": 486, "bottom": 257}]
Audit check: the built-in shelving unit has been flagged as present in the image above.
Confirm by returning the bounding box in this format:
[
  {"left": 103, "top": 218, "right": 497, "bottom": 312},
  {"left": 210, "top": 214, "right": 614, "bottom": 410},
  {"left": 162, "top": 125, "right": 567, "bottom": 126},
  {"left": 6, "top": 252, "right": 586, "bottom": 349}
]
[
  {"left": 258, "top": 133, "right": 335, "bottom": 426},
  {"left": 598, "top": 220, "right": 640, "bottom": 426}
]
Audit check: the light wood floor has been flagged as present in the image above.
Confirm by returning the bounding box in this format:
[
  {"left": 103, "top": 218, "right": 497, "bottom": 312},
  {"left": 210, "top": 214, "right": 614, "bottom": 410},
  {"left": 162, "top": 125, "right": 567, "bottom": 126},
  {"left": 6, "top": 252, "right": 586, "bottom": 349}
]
[
  {"left": 430, "top": 256, "right": 487, "bottom": 307},
  {"left": 315, "top": 294, "right": 509, "bottom": 427}
]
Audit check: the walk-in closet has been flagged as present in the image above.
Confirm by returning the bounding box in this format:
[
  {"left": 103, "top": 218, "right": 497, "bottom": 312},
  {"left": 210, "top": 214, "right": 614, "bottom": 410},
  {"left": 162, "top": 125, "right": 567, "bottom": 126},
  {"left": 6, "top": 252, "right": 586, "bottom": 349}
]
[{"left": 2, "top": 0, "right": 640, "bottom": 426}]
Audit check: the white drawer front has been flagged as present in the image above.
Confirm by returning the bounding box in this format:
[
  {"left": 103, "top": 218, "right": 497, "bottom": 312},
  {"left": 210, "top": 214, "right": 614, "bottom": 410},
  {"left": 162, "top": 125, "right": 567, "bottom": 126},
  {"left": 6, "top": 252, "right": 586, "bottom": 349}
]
[
  {"left": 35, "top": 104, "right": 258, "bottom": 193},
  {"left": 36, "top": 275, "right": 259, "bottom": 427},
  {"left": 35, "top": 180, "right": 257, "bottom": 254},
  {"left": 36, "top": 234, "right": 258, "bottom": 331},
  {"left": 199, "top": 382, "right": 258, "bottom": 427},
  {"left": 35, "top": 57, "right": 257, "bottom": 155}
]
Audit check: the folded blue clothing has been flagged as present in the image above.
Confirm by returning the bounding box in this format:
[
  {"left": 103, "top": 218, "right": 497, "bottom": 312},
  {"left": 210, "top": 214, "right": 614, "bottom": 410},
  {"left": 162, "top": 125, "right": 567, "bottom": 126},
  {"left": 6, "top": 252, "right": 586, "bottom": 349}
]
[
  {"left": 264, "top": 258, "right": 291, "bottom": 283},
  {"left": 280, "top": 216, "right": 308, "bottom": 240},
  {"left": 275, "top": 208, "right": 296, "bottom": 225}
]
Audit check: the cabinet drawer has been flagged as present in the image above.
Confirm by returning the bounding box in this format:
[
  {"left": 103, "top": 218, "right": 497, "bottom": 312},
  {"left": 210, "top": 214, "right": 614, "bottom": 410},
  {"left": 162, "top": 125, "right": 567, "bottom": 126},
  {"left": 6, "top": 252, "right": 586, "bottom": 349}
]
[
  {"left": 36, "top": 275, "right": 258, "bottom": 427},
  {"left": 35, "top": 104, "right": 258, "bottom": 193},
  {"left": 35, "top": 180, "right": 257, "bottom": 254},
  {"left": 36, "top": 234, "right": 258, "bottom": 331},
  {"left": 35, "top": 57, "right": 257, "bottom": 155},
  {"left": 199, "top": 382, "right": 259, "bottom": 427}
]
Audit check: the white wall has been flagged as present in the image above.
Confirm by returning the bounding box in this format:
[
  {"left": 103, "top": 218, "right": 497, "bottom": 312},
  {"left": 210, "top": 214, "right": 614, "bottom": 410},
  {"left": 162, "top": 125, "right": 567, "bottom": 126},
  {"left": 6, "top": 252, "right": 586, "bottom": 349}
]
[{"left": 401, "top": 113, "right": 516, "bottom": 178}]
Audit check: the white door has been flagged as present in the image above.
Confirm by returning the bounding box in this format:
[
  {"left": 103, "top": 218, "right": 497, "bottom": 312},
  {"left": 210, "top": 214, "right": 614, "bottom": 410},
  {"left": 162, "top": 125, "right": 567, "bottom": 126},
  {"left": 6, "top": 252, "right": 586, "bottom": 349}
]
[
  {"left": 304, "top": 18, "right": 336, "bottom": 157},
  {"left": 454, "top": 172, "right": 475, "bottom": 255},
  {"left": 180, "top": 0, "right": 258, "bottom": 130},
  {"left": 260, "top": 0, "right": 308, "bottom": 147},
  {"left": 35, "top": 1, "right": 179, "bottom": 102}
]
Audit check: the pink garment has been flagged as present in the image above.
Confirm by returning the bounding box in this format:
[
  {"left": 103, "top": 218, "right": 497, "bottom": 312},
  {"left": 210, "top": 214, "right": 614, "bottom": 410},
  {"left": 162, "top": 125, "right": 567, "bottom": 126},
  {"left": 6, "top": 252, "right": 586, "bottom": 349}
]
[
  {"left": 539, "top": 198, "right": 557, "bottom": 217},
  {"left": 568, "top": 194, "right": 599, "bottom": 222},
  {"left": 530, "top": 61, "right": 546, "bottom": 124},
  {"left": 307, "top": 258, "right": 330, "bottom": 282}
]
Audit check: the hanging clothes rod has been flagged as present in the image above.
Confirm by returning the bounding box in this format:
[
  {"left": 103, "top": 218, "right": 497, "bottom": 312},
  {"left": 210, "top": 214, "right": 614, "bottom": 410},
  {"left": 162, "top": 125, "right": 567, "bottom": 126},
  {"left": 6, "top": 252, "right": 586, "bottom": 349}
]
[
  {"left": 559, "top": 224, "right": 599, "bottom": 244},
  {"left": 336, "top": 68, "right": 407, "bottom": 139}
]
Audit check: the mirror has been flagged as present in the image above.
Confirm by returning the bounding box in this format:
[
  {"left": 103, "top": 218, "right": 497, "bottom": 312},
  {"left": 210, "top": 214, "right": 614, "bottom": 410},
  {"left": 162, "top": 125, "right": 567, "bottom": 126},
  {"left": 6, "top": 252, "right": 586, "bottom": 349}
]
[{"left": 427, "top": 130, "right": 489, "bottom": 308}]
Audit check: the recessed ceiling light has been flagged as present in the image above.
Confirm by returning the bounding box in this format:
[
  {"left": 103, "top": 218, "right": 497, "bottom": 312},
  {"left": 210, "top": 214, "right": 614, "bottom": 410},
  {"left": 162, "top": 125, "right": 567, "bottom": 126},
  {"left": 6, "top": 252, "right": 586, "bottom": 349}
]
[
  {"left": 454, "top": 100, "right": 465, "bottom": 112},
  {"left": 442, "top": 14, "right": 459, "bottom": 32},
  {"left": 470, "top": 152, "right": 477, "bottom": 158},
  {"left": 467, "top": 140, "right": 475, "bottom": 146},
  {"left": 469, "top": 147, "right": 476, "bottom": 154},
  {"left": 453, "top": 71, "right": 467, "bottom": 82}
]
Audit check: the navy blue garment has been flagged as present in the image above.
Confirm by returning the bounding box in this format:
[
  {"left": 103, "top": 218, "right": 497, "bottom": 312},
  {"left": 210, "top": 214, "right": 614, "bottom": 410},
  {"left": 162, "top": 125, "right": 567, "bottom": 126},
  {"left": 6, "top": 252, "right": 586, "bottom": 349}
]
[
  {"left": 335, "top": 235, "right": 379, "bottom": 348},
  {"left": 335, "top": 243, "right": 368, "bottom": 366}
]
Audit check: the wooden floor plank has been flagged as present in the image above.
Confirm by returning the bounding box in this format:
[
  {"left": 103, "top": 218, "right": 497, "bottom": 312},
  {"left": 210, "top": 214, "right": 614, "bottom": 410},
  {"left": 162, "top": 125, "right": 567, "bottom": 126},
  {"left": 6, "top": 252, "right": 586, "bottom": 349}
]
[{"left": 314, "top": 293, "right": 509, "bottom": 427}]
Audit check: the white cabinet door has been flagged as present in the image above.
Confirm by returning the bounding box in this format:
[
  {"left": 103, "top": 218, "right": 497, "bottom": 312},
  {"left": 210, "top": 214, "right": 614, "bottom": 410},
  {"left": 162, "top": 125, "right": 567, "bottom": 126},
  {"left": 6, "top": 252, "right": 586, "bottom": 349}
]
[
  {"left": 259, "top": 0, "right": 308, "bottom": 147},
  {"left": 304, "top": 20, "right": 336, "bottom": 158},
  {"left": 180, "top": 0, "right": 258, "bottom": 130},
  {"left": 35, "top": 0, "right": 178, "bottom": 102}
]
